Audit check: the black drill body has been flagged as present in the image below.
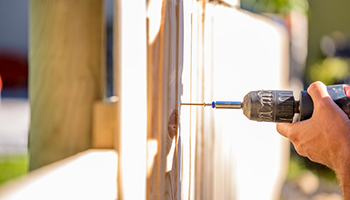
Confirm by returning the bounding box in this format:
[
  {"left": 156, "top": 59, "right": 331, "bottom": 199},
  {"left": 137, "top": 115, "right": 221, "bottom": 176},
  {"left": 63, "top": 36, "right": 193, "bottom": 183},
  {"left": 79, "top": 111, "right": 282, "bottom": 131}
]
[
  {"left": 241, "top": 90, "right": 297, "bottom": 122},
  {"left": 232, "top": 85, "right": 350, "bottom": 122}
]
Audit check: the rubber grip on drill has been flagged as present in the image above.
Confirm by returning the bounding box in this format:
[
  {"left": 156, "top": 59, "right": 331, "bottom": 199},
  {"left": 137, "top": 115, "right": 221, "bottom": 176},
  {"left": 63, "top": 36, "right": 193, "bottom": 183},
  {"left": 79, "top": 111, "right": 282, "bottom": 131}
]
[
  {"left": 299, "top": 91, "right": 313, "bottom": 121},
  {"left": 299, "top": 85, "right": 350, "bottom": 121}
]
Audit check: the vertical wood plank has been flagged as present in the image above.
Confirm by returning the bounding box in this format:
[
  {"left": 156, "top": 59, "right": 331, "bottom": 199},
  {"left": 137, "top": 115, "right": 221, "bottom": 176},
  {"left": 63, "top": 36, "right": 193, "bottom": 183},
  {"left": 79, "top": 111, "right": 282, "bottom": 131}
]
[
  {"left": 146, "top": 0, "right": 166, "bottom": 198},
  {"left": 176, "top": 0, "right": 184, "bottom": 198},
  {"left": 194, "top": 1, "right": 205, "bottom": 200},
  {"left": 29, "top": 0, "right": 105, "bottom": 170},
  {"left": 189, "top": 1, "right": 199, "bottom": 199},
  {"left": 180, "top": 1, "right": 208, "bottom": 199},
  {"left": 114, "top": 0, "right": 147, "bottom": 200},
  {"left": 180, "top": 0, "right": 194, "bottom": 199},
  {"left": 201, "top": 3, "right": 215, "bottom": 200},
  {"left": 146, "top": 0, "right": 182, "bottom": 199}
]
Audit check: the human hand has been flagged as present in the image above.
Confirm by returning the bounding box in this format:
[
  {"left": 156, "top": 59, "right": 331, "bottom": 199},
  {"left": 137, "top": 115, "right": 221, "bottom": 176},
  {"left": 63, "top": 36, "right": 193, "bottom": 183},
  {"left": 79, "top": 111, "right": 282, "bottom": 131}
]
[{"left": 277, "top": 81, "right": 350, "bottom": 171}]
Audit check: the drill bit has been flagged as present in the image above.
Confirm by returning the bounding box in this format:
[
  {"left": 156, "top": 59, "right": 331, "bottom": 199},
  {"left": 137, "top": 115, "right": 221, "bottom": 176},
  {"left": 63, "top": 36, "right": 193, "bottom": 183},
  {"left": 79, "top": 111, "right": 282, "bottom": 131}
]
[
  {"left": 181, "top": 103, "right": 212, "bottom": 107},
  {"left": 181, "top": 101, "right": 242, "bottom": 109}
]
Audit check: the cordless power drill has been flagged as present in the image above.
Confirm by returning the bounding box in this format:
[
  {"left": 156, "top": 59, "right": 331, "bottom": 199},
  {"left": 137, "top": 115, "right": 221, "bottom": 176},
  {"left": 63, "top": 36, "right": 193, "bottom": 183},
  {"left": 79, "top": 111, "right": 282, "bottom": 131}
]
[{"left": 182, "top": 84, "right": 350, "bottom": 123}]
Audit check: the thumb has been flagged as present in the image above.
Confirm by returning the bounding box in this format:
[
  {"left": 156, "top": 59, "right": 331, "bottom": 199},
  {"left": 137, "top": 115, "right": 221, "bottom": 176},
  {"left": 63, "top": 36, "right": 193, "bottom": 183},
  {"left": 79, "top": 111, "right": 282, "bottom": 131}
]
[
  {"left": 307, "top": 81, "right": 348, "bottom": 120},
  {"left": 307, "top": 81, "right": 331, "bottom": 104}
]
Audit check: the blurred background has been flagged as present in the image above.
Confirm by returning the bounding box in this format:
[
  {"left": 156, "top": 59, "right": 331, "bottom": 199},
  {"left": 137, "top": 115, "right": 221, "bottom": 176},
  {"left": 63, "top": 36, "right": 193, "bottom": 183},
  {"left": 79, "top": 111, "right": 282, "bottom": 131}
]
[
  {"left": 1, "top": 0, "right": 350, "bottom": 199},
  {"left": 0, "top": 0, "right": 30, "bottom": 186}
]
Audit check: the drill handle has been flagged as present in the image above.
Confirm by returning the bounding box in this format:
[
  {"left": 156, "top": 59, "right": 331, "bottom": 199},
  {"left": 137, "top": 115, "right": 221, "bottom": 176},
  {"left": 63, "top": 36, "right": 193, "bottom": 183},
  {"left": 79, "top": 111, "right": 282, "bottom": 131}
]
[{"left": 299, "top": 85, "right": 350, "bottom": 121}]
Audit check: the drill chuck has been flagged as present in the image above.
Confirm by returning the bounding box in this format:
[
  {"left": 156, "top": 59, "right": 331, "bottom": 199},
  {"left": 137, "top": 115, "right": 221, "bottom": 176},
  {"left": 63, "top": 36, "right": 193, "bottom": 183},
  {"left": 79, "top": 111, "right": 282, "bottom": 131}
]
[
  {"left": 241, "top": 90, "right": 296, "bottom": 122},
  {"left": 210, "top": 90, "right": 299, "bottom": 122}
]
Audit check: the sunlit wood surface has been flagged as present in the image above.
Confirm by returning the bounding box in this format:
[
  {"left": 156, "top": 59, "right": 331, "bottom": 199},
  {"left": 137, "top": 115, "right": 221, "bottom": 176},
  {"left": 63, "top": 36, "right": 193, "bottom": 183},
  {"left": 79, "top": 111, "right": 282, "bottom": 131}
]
[
  {"left": 113, "top": 1, "right": 147, "bottom": 200},
  {"left": 146, "top": 0, "right": 182, "bottom": 199},
  {"left": 29, "top": 0, "right": 105, "bottom": 170},
  {"left": 210, "top": 5, "right": 290, "bottom": 200},
  {"left": 0, "top": 150, "right": 118, "bottom": 200}
]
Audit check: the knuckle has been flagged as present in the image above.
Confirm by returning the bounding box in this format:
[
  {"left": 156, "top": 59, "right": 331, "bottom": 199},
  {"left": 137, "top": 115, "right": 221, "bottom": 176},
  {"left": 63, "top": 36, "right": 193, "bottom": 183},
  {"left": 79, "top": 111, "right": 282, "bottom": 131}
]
[
  {"left": 288, "top": 132, "right": 299, "bottom": 143},
  {"left": 305, "top": 153, "right": 321, "bottom": 164},
  {"left": 308, "top": 157, "right": 317, "bottom": 163},
  {"left": 294, "top": 147, "right": 306, "bottom": 157}
]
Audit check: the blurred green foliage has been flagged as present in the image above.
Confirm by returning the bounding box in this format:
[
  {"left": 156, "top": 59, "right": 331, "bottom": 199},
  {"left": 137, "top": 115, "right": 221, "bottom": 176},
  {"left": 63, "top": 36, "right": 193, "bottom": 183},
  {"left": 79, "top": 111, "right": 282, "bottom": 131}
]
[
  {"left": 287, "top": 154, "right": 337, "bottom": 182},
  {"left": 286, "top": 154, "right": 305, "bottom": 181},
  {"left": 0, "top": 154, "right": 28, "bottom": 185},
  {"left": 307, "top": 57, "right": 350, "bottom": 85},
  {"left": 240, "top": 0, "right": 308, "bottom": 14}
]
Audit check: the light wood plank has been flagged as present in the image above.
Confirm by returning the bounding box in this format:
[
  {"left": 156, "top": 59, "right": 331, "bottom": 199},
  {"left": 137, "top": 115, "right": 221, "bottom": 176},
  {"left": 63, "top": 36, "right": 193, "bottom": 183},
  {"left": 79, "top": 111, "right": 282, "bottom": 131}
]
[
  {"left": 179, "top": 1, "right": 207, "bottom": 200},
  {"left": 114, "top": 1, "right": 147, "bottom": 200},
  {"left": 201, "top": 3, "right": 215, "bottom": 200},
  {"left": 219, "top": 0, "right": 239, "bottom": 7},
  {"left": 146, "top": 0, "right": 182, "bottom": 199},
  {"left": 0, "top": 150, "right": 118, "bottom": 200},
  {"left": 211, "top": 5, "right": 290, "bottom": 200},
  {"left": 179, "top": 1, "right": 194, "bottom": 199},
  {"left": 29, "top": 0, "right": 105, "bottom": 170},
  {"left": 194, "top": 2, "right": 206, "bottom": 200}
]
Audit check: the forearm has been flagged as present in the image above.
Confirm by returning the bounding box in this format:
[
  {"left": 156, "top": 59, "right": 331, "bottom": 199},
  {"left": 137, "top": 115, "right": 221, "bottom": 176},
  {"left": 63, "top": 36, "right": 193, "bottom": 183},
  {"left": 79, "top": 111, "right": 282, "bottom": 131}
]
[
  {"left": 337, "top": 170, "right": 350, "bottom": 199},
  {"left": 334, "top": 146, "right": 350, "bottom": 199}
]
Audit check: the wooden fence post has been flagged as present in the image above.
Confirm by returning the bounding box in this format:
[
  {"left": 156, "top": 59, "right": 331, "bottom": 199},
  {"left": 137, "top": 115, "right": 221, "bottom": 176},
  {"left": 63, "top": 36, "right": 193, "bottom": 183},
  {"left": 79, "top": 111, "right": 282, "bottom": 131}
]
[
  {"left": 29, "top": 0, "right": 105, "bottom": 170},
  {"left": 114, "top": 1, "right": 147, "bottom": 199}
]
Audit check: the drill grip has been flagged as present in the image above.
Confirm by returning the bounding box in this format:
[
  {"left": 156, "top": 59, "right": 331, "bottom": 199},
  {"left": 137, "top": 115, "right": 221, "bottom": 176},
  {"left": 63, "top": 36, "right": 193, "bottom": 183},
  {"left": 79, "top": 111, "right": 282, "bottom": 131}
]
[{"left": 299, "top": 85, "right": 350, "bottom": 121}]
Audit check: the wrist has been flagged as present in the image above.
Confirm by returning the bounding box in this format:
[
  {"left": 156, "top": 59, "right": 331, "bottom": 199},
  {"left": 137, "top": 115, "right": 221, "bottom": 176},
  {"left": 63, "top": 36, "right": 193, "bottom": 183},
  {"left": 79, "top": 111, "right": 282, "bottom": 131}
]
[
  {"left": 334, "top": 143, "right": 350, "bottom": 199},
  {"left": 337, "top": 169, "right": 350, "bottom": 199}
]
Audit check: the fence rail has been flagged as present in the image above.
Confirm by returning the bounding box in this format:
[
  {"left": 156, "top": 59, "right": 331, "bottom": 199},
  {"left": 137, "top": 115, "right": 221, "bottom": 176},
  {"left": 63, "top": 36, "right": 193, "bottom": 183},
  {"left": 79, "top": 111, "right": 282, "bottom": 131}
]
[{"left": 0, "top": 150, "right": 118, "bottom": 200}]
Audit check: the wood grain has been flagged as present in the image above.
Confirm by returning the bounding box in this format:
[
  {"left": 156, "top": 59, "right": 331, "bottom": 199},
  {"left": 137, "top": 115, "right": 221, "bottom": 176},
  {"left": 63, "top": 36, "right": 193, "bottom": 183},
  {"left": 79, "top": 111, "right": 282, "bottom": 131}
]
[
  {"left": 179, "top": 1, "right": 194, "bottom": 199},
  {"left": 199, "top": 3, "right": 216, "bottom": 200},
  {"left": 29, "top": 0, "right": 105, "bottom": 170},
  {"left": 146, "top": 0, "right": 182, "bottom": 199}
]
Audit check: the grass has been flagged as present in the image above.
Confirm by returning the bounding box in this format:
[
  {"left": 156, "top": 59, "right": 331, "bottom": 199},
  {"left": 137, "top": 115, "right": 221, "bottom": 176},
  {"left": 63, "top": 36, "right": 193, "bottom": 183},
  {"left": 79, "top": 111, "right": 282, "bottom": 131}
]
[{"left": 0, "top": 154, "right": 29, "bottom": 185}]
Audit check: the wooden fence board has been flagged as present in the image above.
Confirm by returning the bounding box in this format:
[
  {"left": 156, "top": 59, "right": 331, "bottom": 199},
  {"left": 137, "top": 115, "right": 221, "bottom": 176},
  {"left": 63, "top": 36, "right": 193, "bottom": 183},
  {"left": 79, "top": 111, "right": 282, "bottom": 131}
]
[
  {"left": 114, "top": 1, "right": 147, "bottom": 200},
  {"left": 29, "top": 0, "right": 105, "bottom": 170},
  {"left": 211, "top": 5, "right": 290, "bottom": 200},
  {"left": 146, "top": 0, "right": 183, "bottom": 199},
  {"left": 0, "top": 150, "right": 118, "bottom": 200}
]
